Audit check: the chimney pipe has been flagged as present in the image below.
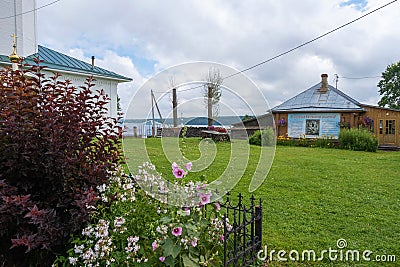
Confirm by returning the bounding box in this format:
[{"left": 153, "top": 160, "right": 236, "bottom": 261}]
[
  {"left": 320, "top": 73, "right": 328, "bottom": 92},
  {"left": 91, "top": 56, "right": 95, "bottom": 69}
]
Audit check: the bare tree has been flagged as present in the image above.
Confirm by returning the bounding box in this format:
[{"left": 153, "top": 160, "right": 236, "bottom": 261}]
[{"left": 204, "top": 67, "right": 223, "bottom": 127}]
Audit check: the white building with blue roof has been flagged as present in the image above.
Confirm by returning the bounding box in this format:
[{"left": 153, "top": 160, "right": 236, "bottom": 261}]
[{"left": 0, "top": 0, "right": 132, "bottom": 118}]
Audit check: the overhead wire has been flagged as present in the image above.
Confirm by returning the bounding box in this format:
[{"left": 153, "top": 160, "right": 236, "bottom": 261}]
[
  {"left": 340, "top": 75, "right": 381, "bottom": 79},
  {"left": 0, "top": 0, "right": 61, "bottom": 20},
  {"left": 223, "top": 0, "right": 398, "bottom": 80},
  {"left": 153, "top": 0, "right": 396, "bottom": 95}
]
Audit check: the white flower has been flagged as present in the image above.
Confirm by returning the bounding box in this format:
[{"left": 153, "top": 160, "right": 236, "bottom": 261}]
[
  {"left": 82, "top": 225, "right": 94, "bottom": 237},
  {"left": 114, "top": 217, "right": 125, "bottom": 228},
  {"left": 74, "top": 244, "right": 84, "bottom": 254},
  {"left": 68, "top": 257, "right": 78, "bottom": 265},
  {"left": 97, "top": 183, "right": 107, "bottom": 193},
  {"left": 95, "top": 220, "right": 110, "bottom": 238},
  {"left": 123, "top": 183, "right": 133, "bottom": 190}
]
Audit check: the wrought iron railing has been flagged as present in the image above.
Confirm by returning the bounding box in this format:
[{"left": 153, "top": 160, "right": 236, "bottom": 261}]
[{"left": 222, "top": 193, "right": 263, "bottom": 267}]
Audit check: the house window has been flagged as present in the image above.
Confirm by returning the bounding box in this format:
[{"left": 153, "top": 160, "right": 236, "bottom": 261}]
[
  {"left": 379, "top": 120, "right": 383, "bottom": 134},
  {"left": 385, "top": 120, "right": 395, "bottom": 135}
]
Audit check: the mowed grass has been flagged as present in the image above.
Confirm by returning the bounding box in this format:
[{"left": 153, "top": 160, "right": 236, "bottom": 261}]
[{"left": 122, "top": 137, "right": 400, "bottom": 266}]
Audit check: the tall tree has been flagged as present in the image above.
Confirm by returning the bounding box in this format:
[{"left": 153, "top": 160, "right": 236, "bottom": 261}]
[
  {"left": 204, "top": 68, "right": 223, "bottom": 126},
  {"left": 378, "top": 61, "right": 400, "bottom": 109}
]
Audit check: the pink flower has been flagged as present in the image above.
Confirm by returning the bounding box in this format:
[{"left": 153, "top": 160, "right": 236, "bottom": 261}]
[
  {"left": 196, "top": 183, "right": 207, "bottom": 190},
  {"left": 221, "top": 235, "right": 225, "bottom": 242},
  {"left": 185, "top": 162, "right": 192, "bottom": 171},
  {"left": 190, "top": 237, "right": 198, "bottom": 247},
  {"left": 172, "top": 227, "right": 182, "bottom": 237},
  {"left": 199, "top": 193, "right": 211, "bottom": 205},
  {"left": 214, "top": 202, "right": 221, "bottom": 211},
  {"left": 152, "top": 241, "right": 158, "bottom": 251},
  {"left": 172, "top": 162, "right": 178, "bottom": 170},
  {"left": 173, "top": 168, "right": 186, "bottom": 179},
  {"left": 159, "top": 256, "right": 165, "bottom": 262}
]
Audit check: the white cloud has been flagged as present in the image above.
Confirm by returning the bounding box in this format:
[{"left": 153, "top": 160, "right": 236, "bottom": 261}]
[{"left": 36, "top": 0, "right": 400, "bottom": 118}]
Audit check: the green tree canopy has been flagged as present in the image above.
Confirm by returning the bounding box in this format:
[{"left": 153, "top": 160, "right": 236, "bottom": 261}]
[{"left": 378, "top": 61, "right": 400, "bottom": 109}]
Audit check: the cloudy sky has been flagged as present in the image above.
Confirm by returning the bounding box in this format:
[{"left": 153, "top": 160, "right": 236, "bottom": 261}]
[{"left": 35, "top": 0, "right": 400, "bottom": 118}]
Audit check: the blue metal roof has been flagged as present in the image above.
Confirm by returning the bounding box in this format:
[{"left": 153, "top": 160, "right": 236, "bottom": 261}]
[
  {"left": 1, "top": 45, "right": 132, "bottom": 82},
  {"left": 185, "top": 117, "right": 222, "bottom": 126},
  {"left": 272, "top": 83, "right": 364, "bottom": 112}
]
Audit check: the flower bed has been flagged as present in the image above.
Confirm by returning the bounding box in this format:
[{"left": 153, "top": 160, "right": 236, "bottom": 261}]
[{"left": 54, "top": 162, "right": 227, "bottom": 266}]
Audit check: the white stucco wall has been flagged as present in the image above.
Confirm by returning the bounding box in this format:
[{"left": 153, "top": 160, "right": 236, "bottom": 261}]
[{"left": 42, "top": 70, "right": 119, "bottom": 118}]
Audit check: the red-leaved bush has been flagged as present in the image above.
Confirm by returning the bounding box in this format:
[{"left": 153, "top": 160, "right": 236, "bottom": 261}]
[{"left": 0, "top": 60, "right": 123, "bottom": 265}]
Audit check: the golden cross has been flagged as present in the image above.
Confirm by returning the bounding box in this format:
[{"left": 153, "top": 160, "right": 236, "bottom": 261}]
[{"left": 11, "top": 34, "right": 17, "bottom": 48}]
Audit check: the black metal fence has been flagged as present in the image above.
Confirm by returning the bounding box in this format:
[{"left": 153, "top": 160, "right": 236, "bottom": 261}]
[
  {"left": 222, "top": 193, "right": 263, "bottom": 267},
  {"left": 133, "top": 175, "right": 263, "bottom": 266}
]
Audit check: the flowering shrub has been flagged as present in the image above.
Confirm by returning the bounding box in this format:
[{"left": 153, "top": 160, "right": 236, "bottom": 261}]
[
  {"left": 363, "top": 116, "right": 374, "bottom": 126},
  {"left": 277, "top": 133, "right": 337, "bottom": 148},
  {"left": 216, "top": 127, "right": 227, "bottom": 133},
  {"left": 276, "top": 133, "right": 292, "bottom": 146},
  {"left": 277, "top": 118, "right": 287, "bottom": 126},
  {"left": 55, "top": 162, "right": 226, "bottom": 266}
]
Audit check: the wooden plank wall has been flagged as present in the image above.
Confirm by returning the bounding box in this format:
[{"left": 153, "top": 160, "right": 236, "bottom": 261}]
[{"left": 273, "top": 107, "right": 400, "bottom": 146}]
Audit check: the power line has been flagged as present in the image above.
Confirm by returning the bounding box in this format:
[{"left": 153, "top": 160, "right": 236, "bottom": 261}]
[
  {"left": 0, "top": 0, "right": 61, "bottom": 20},
  {"left": 340, "top": 75, "right": 381, "bottom": 79},
  {"left": 146, "top": 0, "right": 396, "bottom": 96},
  {"left": 223, "top": 0, "right": 398, "bottom": 80}
]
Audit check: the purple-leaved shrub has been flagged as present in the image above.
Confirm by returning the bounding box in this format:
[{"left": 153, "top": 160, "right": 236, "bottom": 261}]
[{"left": 0, "top": 59, "right": 123, "bottom": 265}]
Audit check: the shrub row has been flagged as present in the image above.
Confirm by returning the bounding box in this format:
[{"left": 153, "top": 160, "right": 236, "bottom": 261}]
[
  {"left": 338, "top": 128, "right": 378, "bottom": 152},
  {"left": 276, "top": 134, "right": 337, "bottom": 148},
  {"left": 249, "top": 128, "right": 275, "bottom": 146},
  {"left": 252, "top": 128, "right": 378, "bottom": 152}
]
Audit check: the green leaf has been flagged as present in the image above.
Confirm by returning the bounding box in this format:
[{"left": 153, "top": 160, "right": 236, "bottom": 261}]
[
  {"left": 171, "top": 243, "right": 182, "bottom": 258},
  {"left": 163, "top": 238, "right": 181, "bottom": 258},
  {"left": 160, "top": 216, "right": 172, "bottom": 223},
  {"left": 189, "top": 246, "right": 199, "bottom": 256},
  {"left": 182, "top": 253, "right": 199, "bottom": 267},
  {"left": 164, "top": 256, "right": 175, "bottom": 267}
]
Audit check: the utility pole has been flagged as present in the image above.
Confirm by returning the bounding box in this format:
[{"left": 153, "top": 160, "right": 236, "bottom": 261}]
[
  {"left": 207, "top": 84, "right": 213, "bottom": 127},
  {"left": 172, "top": 88, "right": 178, "bottom": 127},
  {"left": 151, "top": 90, "right": 155, "bottom": 137},
  {"left": 150, "top": 90, "right": 163, "bottom": 137}
]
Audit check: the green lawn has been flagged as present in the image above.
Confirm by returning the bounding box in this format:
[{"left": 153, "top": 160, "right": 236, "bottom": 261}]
[{"left": 122, "top": 137, "right": 400, "bottom": 266}]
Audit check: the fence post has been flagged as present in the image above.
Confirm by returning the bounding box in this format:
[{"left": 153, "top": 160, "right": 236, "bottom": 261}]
[{"left": 255, "top": 199, "right": 262, "bottom": 251}]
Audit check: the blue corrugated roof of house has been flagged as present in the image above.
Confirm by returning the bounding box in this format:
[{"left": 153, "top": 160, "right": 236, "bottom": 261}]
[
  {"left": 272, "top": 83, "right": 364, "bottom": 112},
  {"left": 1, "top": 45, "right": 132, "bottom": 82}
]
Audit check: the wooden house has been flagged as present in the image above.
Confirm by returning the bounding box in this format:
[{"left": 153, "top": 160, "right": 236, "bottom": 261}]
[{"left": 271, "top": 74, "right": 400, "bottom": 147}]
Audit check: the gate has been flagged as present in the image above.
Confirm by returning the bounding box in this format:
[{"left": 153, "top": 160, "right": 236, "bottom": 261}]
[{"left": 222, "top": 193, "right": 263, "bottom": 267}]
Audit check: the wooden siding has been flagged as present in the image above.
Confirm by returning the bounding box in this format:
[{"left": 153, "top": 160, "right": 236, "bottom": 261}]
[
  {"left": 273, "top": 105, "right": 400, "bottom": 146},
  {"left": 363, "top": 105, "right": 400, "bottom": 146}
]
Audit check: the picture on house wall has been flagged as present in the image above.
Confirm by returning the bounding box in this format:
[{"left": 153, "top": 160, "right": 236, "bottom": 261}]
[
  {"left": 305, "top": 119, "right": 320, "bottom": 135},
  {"left": 288, "top": 113, "right": 340, "bottom": 139}
]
